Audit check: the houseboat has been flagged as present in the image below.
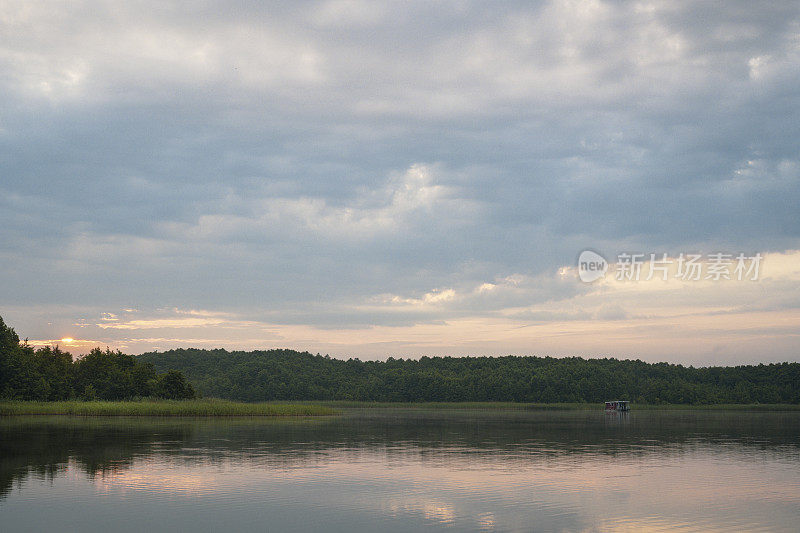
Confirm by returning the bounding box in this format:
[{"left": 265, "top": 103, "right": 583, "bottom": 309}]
[{"left": 604, "top": 400, "right": 630, "bottom": 411}]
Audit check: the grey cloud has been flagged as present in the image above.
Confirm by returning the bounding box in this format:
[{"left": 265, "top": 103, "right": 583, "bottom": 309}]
[{"left": 1, "top": 0, "right": 799, "bottom": 346}]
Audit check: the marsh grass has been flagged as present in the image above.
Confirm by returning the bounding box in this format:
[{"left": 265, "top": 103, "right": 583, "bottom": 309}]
[
  {"left": 307, "top": 401, "right": 587, "bottom": 410},
  {"left": 630, "top": 403, "right": 800, "bottom": 411},
  {"left": 289, "top": 401, "right": 800, "bottom": 411},
  {"left": 2, "top": 400, "right": 794, "bottom": 417},
  {"left": 0, "top": 399, "right": 337, "bottom": 417}
]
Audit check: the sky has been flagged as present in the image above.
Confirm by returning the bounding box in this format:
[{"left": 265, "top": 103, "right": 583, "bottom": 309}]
[{"left": 1, "top": 0, "right": 799, "bottom": 365}]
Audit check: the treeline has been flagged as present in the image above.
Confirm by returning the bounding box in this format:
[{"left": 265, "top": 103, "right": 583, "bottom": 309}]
[
  {"left": 4, "top": 312, "right": 798, "bottom": 404},
  {"left": 138, "top": 347, "right": 800, "bottom": 404},
  {"left": 0, "top": 317, "right": 195, "bottom": 401}
]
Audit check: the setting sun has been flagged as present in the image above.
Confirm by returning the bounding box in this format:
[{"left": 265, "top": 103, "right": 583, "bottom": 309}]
[{"left": 61, "top": 337, "right": 74, "bottom": 343}]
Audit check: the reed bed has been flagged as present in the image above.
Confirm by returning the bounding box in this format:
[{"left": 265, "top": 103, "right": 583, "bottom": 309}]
[
  {"left": 2, "top": 400, "right": 795, "bottom": 417},
  {"left": 0, "top": 399, "right": 337, "bottom": 417},
  {"left": 294, "top": 401, "right": 800, "bottom": 411}
]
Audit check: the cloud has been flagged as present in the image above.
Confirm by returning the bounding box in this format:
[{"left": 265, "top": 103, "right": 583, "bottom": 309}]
[
  {"left": 1, "top": 1, "right": 799, "bottom": 362},
  {"left": 155, "top": 163, "right": 476, "bottom": 243},
  {"left": 13, "top": 250, "right": 798, "bottom": 365}
]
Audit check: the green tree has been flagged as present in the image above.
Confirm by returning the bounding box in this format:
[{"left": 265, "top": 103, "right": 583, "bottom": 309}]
[{"left": 155, "top": 370, "right": 196, "bottom": 399}]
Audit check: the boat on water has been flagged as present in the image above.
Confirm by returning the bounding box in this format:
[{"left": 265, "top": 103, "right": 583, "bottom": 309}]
[{"left": 604, "top": 400, "right": 630, "bottom": 411}]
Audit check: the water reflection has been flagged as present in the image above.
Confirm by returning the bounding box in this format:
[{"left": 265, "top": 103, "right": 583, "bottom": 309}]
[{"left": 2, "top": 410, "right": 800, "bottom": 532}]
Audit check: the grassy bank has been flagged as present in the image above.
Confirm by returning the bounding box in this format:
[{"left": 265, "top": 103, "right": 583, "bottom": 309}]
[
  {"left": 292, "top": 401, "right": 800, "bottom": 411},
  {"left": 0, "top": 399, "right": 337, "bottom": 417},
  {"left": 629, "top": 403, "right": 800, "bottom": 411},
  {"left": 306, "top": 401, "right": 589, "bottom": 410},
  {"left": 3, "top": 400, "right": 797, "bottom": 416}
]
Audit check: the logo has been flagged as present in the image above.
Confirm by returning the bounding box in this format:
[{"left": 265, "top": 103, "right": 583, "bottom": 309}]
[{"left": 578, "top": 250, "right": 608, "bottom": 283}]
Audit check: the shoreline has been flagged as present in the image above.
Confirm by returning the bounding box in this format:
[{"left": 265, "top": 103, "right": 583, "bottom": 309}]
[
  {"left": 288, "top": 400, "right": 800, "bottom": 410},
  {"left": 0, "top": 399, "right": 337, "bottom": 417},
  {"left": 2, "top": 399, "right": 799, "bottom": 416}
]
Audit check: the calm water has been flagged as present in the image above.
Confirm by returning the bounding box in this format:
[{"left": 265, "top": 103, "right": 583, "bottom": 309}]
[{"left": 2, "top": 409, "right": 800, "bottom": 532}]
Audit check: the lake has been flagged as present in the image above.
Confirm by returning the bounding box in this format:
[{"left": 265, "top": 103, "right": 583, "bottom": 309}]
[{"left": 2, "top": 409, "right": 799, "bottom": 532}]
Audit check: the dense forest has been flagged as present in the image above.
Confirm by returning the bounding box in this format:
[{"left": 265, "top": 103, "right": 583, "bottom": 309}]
[
  {"left": 0, "top": 317, "right": 195, "bottom": 401},
  {"left": 139, "top": 347, "right": 800, "bottom": 405},
  {"left": 3, "top": 314, "right": 799, "bottom": 404}
]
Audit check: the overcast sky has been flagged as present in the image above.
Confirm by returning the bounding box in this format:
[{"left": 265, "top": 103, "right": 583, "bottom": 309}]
[{"left": 1, "top": 0, "right": 799, "bottom": 364}]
